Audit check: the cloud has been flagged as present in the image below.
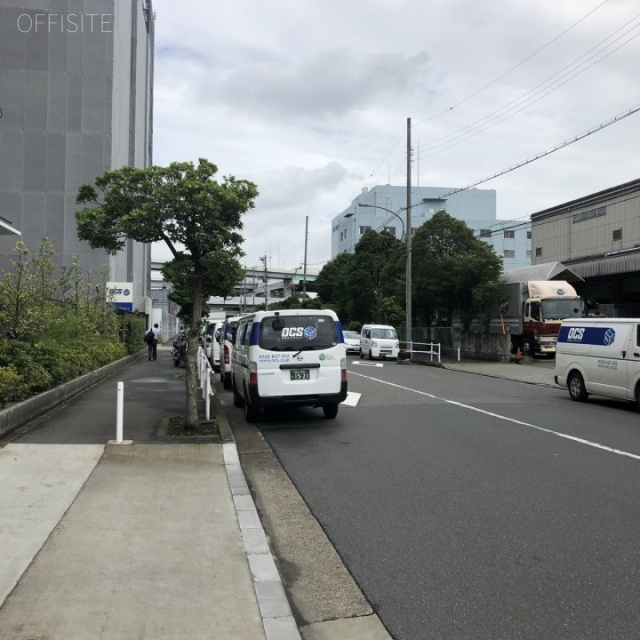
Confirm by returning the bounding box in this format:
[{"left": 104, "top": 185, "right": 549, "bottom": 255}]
[
  {"left": 193, "top": 50, "right": 431, "bottom": 122},
  {"left": 151, "top": 0, "right": 640, "bottom": 270}
]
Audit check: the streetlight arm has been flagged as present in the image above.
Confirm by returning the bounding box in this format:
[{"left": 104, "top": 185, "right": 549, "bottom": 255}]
[{"left": 358, "top": 203, "right": 406, "bottom": 240}]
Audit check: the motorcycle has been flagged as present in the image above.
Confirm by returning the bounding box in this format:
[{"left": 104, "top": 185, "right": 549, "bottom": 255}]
[{"left": 172, "top": 333, "right": 187, "bottom": 368}]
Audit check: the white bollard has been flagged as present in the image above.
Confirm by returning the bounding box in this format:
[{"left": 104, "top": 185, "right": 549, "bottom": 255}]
[
  {"left": 457, "top": 347, "right": 461, "bottom": 362},
  {"left": 116, "top": 381, "right": 124, "bottom": 443},
  {"left": 205, "top": 373, "right": 210, "bottom": 421}
]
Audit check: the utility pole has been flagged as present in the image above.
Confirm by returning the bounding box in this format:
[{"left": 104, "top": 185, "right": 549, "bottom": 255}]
[
  {"left": 303, "top": 216, "right": 308, "bottom": 297},
  {"left": 252, "top": 268, "right": 256, "bottom": 307},
  {"left": 406, "top": 117, "right": 412, "bottom": 361},
  {"left": 261, "top": 255, "right": 268, "bottom": 310}
]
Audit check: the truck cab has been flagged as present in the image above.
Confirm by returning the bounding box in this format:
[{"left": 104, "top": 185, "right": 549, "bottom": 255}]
[{"left": 521, "top": 284, "right": 586, "bottom": 355}]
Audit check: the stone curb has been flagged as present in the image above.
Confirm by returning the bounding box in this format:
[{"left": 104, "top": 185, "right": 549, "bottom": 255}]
[
  {"left": 218, "top": 408, "right": 302, "bottom": 640},
  {"left": 0, "top": 350, "right": 147, "bottom": 440}
]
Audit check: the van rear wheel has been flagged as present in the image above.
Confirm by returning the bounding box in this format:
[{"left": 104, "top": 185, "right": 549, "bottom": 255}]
[
  {"left": 232, "top": 379, "right": 243, "bottom": 408},
  {"left": 568, "top": 371, "right": 589, "bottom": 402},
  {"left": 323, "top": 403, "right": 339, "bottom": 419},
  {"left": 243, "top": 385, "right": 258, "bottom": 422}
]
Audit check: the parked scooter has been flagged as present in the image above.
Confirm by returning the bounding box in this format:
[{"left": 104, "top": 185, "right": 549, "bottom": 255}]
[{"left": 172, "top": 332, "right": 187, "bottom": 368}]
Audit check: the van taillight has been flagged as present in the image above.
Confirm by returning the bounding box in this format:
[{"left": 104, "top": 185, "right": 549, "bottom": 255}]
[
  {"left": 341, "top": 357, "right": 347, "bottom": 382},
  {"left": 249, "top": 361, "right": 258, "bottom": 386},
  {"left": 224, "top": 345, "right": 230, "bottom": 364}
]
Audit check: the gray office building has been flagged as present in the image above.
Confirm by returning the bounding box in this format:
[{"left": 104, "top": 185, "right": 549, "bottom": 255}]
[{"left": 0, "top": 0, "right": 154, "bottom": 312}]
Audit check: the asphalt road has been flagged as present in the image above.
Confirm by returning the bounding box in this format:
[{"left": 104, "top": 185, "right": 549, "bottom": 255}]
[{"left": 227, "top": 358, "right": 640, "bottom": 640}]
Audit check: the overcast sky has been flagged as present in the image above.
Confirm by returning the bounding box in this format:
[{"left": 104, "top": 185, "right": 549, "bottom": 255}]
[{"left": 150, "top": 0, "right": 640, "bottom": 272}]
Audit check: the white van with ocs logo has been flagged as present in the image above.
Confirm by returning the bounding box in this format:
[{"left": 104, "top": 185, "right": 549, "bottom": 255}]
[
  {"left": 554, "top": 318, "right": 640, "bottom": 408},
  {"left": 231, "top": 309, "right": 348, "bottom": 422}
]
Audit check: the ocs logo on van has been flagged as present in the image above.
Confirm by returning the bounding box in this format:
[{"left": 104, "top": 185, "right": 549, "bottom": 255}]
[
  {"left": 281, "top": 326, "right": 317, "bottom": 340},
  {"left": 561, "top": 326, "right": 616, "bottom": 346},
  {"left": 567, "top": 327, "right": 586, "bottom": 342}
]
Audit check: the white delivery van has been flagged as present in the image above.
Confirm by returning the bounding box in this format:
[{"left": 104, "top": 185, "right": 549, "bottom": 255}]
[
  {"left": 219, "top": 315, "right": 242, "bottom": 390},
  {"left": 201, "top": 320, "right": 223, "bottom": 371},
  {"left": 360, "top": 324, "right": 399, "bottom": 360},
  {"left": 554, "top": 317, "right": 640, "bottom": 408},
  {"left": 231, "top": 309, "right": 348, "bottom": 422}
]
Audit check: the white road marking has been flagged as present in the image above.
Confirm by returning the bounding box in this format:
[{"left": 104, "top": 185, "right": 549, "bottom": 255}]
[
  {"left": 352, "top": 361, "right": 384, "bottom": 367},
  {"left": 350, "top": 370, "right": 640, "bottom": 462},
  {"left": 341, "top": 392, "right": 361, "bottom": 407}
]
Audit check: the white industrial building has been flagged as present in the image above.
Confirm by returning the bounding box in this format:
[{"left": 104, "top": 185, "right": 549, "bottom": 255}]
[{"left": 331, "top": 185, "right": 531, "bottom": 269}]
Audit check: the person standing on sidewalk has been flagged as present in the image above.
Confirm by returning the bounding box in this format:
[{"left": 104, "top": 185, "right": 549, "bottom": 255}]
[{"left": 148, "top": 323, "right": 160, "bottom": 361}]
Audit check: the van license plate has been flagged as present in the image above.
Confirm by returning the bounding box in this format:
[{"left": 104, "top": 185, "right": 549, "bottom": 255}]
[{"left": 290, "top": 369, "right": 310, "bottom": 381}]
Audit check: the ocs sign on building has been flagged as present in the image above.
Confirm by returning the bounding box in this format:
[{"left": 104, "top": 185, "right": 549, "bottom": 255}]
[{"left": 107, "top": 282, "right": 134, "bottom": 312}]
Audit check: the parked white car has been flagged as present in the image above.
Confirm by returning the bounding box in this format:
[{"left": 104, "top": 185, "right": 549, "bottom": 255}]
[{"left": 343, "top": 330, "right": 361, "bottom": 355}]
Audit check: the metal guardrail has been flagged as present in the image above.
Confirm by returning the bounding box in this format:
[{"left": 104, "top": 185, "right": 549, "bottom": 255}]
[
  {"left": 196, "top": 346, "right": 215, "bottom": 420},
  {"left": 401, "top": 341, "right": 441, "bottom": 363}
]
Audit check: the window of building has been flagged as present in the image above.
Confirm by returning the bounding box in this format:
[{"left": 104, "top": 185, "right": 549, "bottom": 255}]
[
  {"left": 504, "top": 250, "right": 515, "bottom": 259},
  {"left": 359, "top": 226, "right": 371, "bottom": 234},
  {"left": 504, "top": 230, "right": 515, "bottom": 239},
  {"left": 572, "top": 206, "right": 606, "bottom": 223},
  {"left": 480, "top": 229, "right": 492, "bottom": 238},
  {"left": 613, "top": 228, "right": 623, "bottom": 241},
  {"left": 535, "top": 247, "right": 542, "bottom": 257},
  {"left": 526, "top": 231, "right": 532, "bottom": 240},
  {"left": 383, "top": 227, "right": 396, "bottom": 237}
]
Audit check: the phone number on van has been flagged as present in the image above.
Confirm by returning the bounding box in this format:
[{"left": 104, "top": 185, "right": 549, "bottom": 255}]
[{"left": 259, "top": 354, "right": 291, "bottom": 362}]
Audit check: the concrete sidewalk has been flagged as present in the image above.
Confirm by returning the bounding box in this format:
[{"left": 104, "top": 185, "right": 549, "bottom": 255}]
[
  {"left": 440, "top": 355, "right": 557, "bottom": 387},
  {"left": 0, "top": 346, "right": 299, "bottom": 640}
]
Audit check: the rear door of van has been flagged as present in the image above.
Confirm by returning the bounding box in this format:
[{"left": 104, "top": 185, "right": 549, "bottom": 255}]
[
  {"left": 252, "top": 314, "right": 344, "bottom": 398},
  {"left": 626, "top": 323, "right": 640, "bottom": 401}
]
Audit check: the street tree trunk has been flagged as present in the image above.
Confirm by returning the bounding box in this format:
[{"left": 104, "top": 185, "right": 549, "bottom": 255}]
[{"left": 184, "top": 276, "right": 204, "bottom": 428}]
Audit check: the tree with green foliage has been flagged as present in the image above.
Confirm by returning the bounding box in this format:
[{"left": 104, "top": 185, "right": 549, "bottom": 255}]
[
  {"left": 76, "top": 158, "right": 258, "bottom": 428},
  {"left": 315, "top": 252, "right": 355, "bottom": 320},
  {"left": 350, "top": 230, "right": 405, "bottom": 325},
  {"left": 411, "top": 210, "right": 503, "bottom": 330},
  {"left": 0, "top": 237, "right": 134, "bottom": 405}
]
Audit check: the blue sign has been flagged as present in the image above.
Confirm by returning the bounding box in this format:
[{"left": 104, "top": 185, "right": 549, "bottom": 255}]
[{"left": 558, "top": 326, "right": 616, "bottom": 346}]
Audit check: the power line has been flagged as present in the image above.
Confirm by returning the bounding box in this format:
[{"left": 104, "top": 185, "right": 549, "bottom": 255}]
[
  {"left": 383, "top": 2, "right": 617, "bottom": 183},
  {"left": 416, "top": 16, "right": 640, "bottom": 158},
  {"left": 343, "top": 5, "right": 613, "bottom": 225},
  {"left": 435, "top": 102, "right": 640, "bottom": 199},
  {"left": 414, "top": 0, "right": 611, "bottom": 129},
  {"left": 383, "top": 7, "right": 638, "bottom": 186}
]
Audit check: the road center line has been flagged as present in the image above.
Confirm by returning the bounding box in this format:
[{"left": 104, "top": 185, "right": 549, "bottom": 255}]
[{"left": 349, "top": 370, "right": 640, "bottom": 462}]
